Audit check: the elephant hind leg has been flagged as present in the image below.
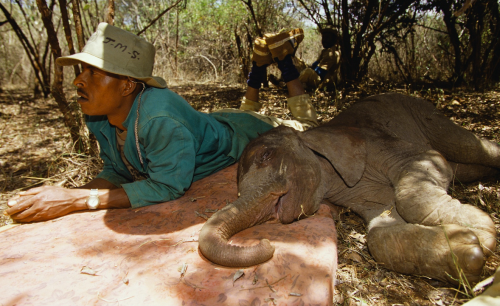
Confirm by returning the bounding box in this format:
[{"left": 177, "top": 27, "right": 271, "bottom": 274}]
[
  {"left": 368, "top": 223, "right": 485, "bottom": 284},
  {"left": 394, "top": 151, "right": 497, "bottom": 255},
  {"left": 448, "top": 162, "right": 500, "bottom": 184},
  {"left": 410, "top": 99, "right": 500, "bottom": 169}
]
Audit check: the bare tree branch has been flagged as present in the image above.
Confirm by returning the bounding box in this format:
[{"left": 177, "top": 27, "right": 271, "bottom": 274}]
[
  {"left": 36, "top": 0, "right": 81, "bottom": 147},
  {"left": 240, "top": 0, "right": 263, "bottom": 37},
  {"left": 321, "top": 0, "right": 333, "bottom": 26},
  {"left": 71, "top": 0, "right": 85, "bottom": 51},
  {"left": 0, "top": 2, "right": 49, "bottom": 95},
  {"left": 137, "top": 0, "right": 183, "bottom": 36},
  {"left": 454, "top": 0, "right": 475, "bottom": 17},
  {"left": 14, "top": 0, "right": 38, "bottom": 48},
  {"left": 297, "top": 0, "right": 321, "bottom": 28},
  {"left": 92, "top": 0, "right": 99, "bottom": 27},
  {"left": 58, "top": 0, "right": 80, "bottom": 77}
]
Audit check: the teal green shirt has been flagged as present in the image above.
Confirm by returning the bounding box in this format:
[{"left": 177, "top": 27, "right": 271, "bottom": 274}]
[{"left": 86, "top": 87, "right": 273, "bottom": 208}]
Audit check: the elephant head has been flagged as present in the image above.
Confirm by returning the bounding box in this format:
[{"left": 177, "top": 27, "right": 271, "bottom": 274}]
[{"left": 199, "top": 125, "right": 366, "bottom": 267}]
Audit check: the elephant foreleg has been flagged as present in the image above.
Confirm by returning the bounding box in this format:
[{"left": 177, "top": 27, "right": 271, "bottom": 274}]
[
  {"left": 368, "top": 223, "right": 485, "bottom": 284},
  {"left": 393, "top": 150, "right": 496, "bottom": 255}
]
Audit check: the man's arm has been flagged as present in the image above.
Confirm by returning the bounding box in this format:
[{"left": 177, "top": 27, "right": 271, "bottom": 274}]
[
  {"left": 77, "top": 178, "right": 132, "bottom": 209},
  {"left": 4, "top": 178, "right": 131, "bottom": 223}
]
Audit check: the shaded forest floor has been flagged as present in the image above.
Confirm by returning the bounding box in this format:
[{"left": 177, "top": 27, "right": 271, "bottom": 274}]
[{"left": 1, "top": 82, "right": 500, "bottom": 305}]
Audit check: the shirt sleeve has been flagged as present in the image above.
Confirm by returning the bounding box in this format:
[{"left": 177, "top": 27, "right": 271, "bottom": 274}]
[{"left": 121, "top": 117, "right": 198, "bottom": 208}]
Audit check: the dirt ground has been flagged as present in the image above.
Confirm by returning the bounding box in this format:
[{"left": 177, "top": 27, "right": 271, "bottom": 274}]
[{"left": 1, "top": 82, "right": 499, "bottom": 305}]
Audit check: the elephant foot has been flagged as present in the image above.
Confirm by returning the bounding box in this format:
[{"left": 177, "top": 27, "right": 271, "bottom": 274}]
[{"left": 367, "top": 224, "right": 485, "bottom": 284}]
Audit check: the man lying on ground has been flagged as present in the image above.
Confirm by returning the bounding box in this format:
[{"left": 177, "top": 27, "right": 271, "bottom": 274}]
[{"left": 4, "top": 23, "right": 317, "bottom": 223}]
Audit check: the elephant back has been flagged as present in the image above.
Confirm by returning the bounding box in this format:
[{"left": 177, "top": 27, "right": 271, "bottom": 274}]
[{"left": 326, "top": 93, "right": 434, "bottom": 147}]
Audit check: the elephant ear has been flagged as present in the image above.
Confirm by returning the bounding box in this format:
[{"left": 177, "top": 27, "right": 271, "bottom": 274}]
[{"left": 299, "top": 127, "right": 366, "bottom": 187}]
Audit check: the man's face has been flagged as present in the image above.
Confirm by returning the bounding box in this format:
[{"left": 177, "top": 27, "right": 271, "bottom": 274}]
[{"left": 74, "top": 64, "right": 128, "bottom": 117}]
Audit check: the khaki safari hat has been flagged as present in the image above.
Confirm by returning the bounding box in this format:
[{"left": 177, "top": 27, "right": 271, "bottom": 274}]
[{"left": 57, "top": 22, "right": 167, "bottom": 88}]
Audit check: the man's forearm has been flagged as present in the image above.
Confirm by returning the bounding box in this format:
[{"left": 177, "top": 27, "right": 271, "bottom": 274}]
[
  {"left": 5, "top": 181, "right": 131, "bottom": 222},
  {"left": 77, "top": 178, "right": 131, "bottom": 209},
  {"left": 98, "top": 188, "right": 131, "bottom": 209},
  {"left": 77, "top": 178, "right": 120, "bottom": 190}
]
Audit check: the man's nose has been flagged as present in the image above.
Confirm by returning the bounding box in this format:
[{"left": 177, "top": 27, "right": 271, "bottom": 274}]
[{"left": 73, "top": 70, "right": 86, "bottom": 87}]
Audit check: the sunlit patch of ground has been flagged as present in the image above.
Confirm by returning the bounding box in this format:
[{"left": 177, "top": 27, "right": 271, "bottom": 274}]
[{"left": 0, "top": 83, "right": 499, "bottom": 305}]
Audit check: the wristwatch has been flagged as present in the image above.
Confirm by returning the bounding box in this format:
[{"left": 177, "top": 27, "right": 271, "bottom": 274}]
[{"left": 85, "top": 189, "right": 100, "bottom": 210}]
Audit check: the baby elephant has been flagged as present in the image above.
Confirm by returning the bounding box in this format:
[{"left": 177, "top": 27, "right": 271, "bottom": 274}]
[{"left": 199, "top": 93, "right": 498, "bottom": 284}]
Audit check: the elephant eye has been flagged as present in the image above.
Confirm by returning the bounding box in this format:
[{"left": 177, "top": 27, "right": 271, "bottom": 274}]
[{"left": 260, "top": 149, "right": 273, "bottom": 162}]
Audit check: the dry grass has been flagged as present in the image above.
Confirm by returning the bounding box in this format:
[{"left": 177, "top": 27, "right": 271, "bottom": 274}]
[
  {"left": 0, "top": 82, "right": 499, "bottom": 305},
  {"left": 0, "top": 87, "right": 103, "bottom": 226}
]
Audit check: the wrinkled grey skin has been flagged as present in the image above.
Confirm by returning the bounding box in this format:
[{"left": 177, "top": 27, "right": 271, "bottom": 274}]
[{"left": 199, "top": 93, "right": 498, "bottom": 284}]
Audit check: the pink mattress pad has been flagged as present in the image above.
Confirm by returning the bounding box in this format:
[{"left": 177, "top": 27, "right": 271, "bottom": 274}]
[{"left": 0, "top": 164, "right": 338, "bottom": 305}]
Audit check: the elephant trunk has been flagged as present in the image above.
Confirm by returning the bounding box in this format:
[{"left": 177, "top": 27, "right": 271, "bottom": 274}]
[{"left": 199, "top": 199, "right": 275, "bottom": 267}]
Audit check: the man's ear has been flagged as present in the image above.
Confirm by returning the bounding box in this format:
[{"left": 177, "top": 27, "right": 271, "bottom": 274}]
[{"left": 122, "top": 78, "right": 140, "bottom": 97}]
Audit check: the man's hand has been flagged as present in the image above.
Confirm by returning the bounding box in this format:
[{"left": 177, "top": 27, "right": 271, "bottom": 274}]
[
  {"left": 4, "top": 186, "right": 88, "bottom": 223},
  {"left": 4, "top": 179, "right": 131, "bottom": 223}
]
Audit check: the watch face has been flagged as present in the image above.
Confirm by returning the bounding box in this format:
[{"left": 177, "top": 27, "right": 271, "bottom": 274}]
[{"left": 87, "top": 197, "right": 100, "bottom": 209}]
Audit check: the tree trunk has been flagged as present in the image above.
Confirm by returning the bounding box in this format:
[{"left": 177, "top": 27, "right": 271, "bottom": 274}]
[
  {"left": 175, "top": 6, "right": 179, "bottom": 77},
  {"left": 79, "top": 0, "right": 93, "bottom": 39},
  {"left": 241, "top": 0, "right": 263, "bottom": 37},
  {"left": 106, "top": 0, "right": 115, "bottom": 25},
  {"left": 58, "top": 0, "right": 80, "bottom": 77},
  {"left": 71, "top": 0, "right": 86, "bottom": 51},
  {"left": 485, "top": 0, "right": 500, "bottom": 83},
  {"left": 0, "top": 2, "right": 51, "bottom": 96},
  {"left": 92, "top": 0, "right": 99, "bottom": 29},
  {"left": 440, "top": 1, "right": 463, "bottom": 86},
  {"left": 321, "top": 0, "right": 334, "bottom": 26},
  {"left": 467, "top": 1, "right": 485, "bottom": 90},
  {"left": 136, "top": 0, "right": 183, "bottom": 36},
  {"left": 36, "top": 0, "right": 82, "bottom": 149},
  {"left": 235, "top": 26, "right": 250, "bottom": 84},
  {"left": 340, "top": 0, "right": 353, "bottom": 82}
]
